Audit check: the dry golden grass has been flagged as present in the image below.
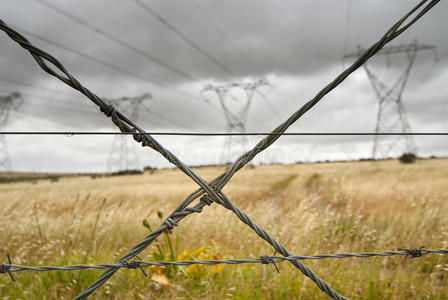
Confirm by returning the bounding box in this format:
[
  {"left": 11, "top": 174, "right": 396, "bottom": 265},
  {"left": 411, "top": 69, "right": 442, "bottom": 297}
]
[{"left": 1, "top": 158, "right": 447, "bottom": 299}]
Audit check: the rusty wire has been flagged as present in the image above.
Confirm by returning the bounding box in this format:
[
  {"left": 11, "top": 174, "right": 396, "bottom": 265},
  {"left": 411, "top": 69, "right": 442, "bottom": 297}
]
[{"left": 0, "top": 0, "right": 442, "bottom": 299}]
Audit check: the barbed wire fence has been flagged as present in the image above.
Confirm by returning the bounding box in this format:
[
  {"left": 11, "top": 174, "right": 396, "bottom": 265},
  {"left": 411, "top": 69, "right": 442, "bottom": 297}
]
[
  {"left": 3, "top": 248, "right": 447, "bottom": 280},
  {"left": 0, "top": 0, "right": 446, "bottom": 299}
]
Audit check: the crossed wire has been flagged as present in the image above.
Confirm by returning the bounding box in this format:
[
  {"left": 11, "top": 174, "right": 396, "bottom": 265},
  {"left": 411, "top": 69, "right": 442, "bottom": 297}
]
[{"left": 0, "top": 0, "right": 442, "bottom": 299}]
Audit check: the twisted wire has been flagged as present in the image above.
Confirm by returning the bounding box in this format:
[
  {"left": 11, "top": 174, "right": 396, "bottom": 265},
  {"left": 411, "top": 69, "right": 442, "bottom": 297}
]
[
  {"left": 2, "top": 248, "right": 446, "bottom": 274},
  {"left": 0, "top": 0, "right": 440, "bottom": 299},
  {"left": 0, "top": 16, "right": 346, "bottom": 300}
]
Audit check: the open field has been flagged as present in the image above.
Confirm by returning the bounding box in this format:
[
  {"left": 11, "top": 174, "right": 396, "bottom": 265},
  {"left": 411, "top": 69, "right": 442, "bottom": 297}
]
[
  {"left": 0, "top": 172, "right": 74, "bottom": 184},
  {"left": 1, "top": 158, "right": 447, "bottom": 299}
]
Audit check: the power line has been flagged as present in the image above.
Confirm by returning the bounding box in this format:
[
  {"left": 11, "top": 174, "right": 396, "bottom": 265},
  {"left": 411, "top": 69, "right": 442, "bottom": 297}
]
[
  {"left": 345, "top": 42, "right": 436, "bottom": 159},
  {"left": 11, "top": 110, "right": 59, "bottom": 129},
  {"left": 11, "top": 25, "right": 198, "bottom": 100},
  {"left": 0, "top": 1, "right": 441, "bottom": 298},
  {"left": 0, "top": 84, "right": 101, "bottom": 117},
  {"left": 105, "top": 93, "right": 153, "bottom": 172},
  {"left": 1, "top": 49, "right": 218, "bottom": 115},
  {"left": 27, "top": 1, "right": 222, "bottom": 113},
  {"left": 14, "top": 107, "right": 169, "bottom": 130},
  {"left": 189, "top": 1, "right": 282, "bottom": 123},
  {"left": 133, "top": 0, "right": 235, "bottom": 77},
  {"left": 35, "top": 0, "right": 196, "bottom": 82},
  {"left": 0, "top": 131, "right": 446, "bottom": 136},
  {"left": 191, "top": 0, "right": 255, "bottom": 71},
  {"left": 201, "top": 79, "right": 271, "bottom": 163},
  {"left": 254, "top": 89, "right": 283, "bottom": 119},
  {"left": 343, "top": 0, "right": 352, "bottom": 69},
  {"left": 146, "top": 110, "right": 185, "bottom": 128},
  {"left": 0, "top": 87, "right": 190, "bottom": 129},
  {"left": 0, "top": 87, "right": 106, "bottom": 120},
  {"left": 0, "top": 92, "right": 23, "bottom": 171},
  {"left": 0, "top": 76, "right": 76, "bottom": 97}
]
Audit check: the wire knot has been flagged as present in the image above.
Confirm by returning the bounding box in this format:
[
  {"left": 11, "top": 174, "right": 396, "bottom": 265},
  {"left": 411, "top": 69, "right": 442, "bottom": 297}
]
[
  {"left": 259, "top": 255, "right": 280, "bottom": 273},
  {"left": 260, "top": 255, "right": 270, "bottom": 264},
  {"left": 398, "top": 246, "right": 426, "bottom": 258},
  {"left": 184, "top": 206, "right": 203, "bottom": 214},
  {"left": 141, "top": 137, "right": 153, "bottom": 148},
  {"left": 0, "top": 254, "right": 15, "bottom": 281},
  {"left": 200, "top": 195, "right": 213, "bottom": 206},
  {"left": 121, "top": 256, "right": 147, "bottom": 277},
  {"left": 163, "top": 217, "right": 178, "bottom": 233},
  {"left": 132, "top": 128, "right": 143, "bottom": 142},
  {"left": 100, "top": 104, "right": 116, "bottom": 117}
]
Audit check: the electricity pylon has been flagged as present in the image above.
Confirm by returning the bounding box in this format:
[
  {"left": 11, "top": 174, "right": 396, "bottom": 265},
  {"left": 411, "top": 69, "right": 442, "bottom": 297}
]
[
  {"left": 201, "top": 79, "right": 270, "bottom": 164},
  {"left": 344, "top": 41, "right": 436, "bottom": 159},
  {"left": 105, "top": 93, "right": 154, "bottom": 173},
  {"left": 0, "top": 92, "right": 22, "bottom": 171}
]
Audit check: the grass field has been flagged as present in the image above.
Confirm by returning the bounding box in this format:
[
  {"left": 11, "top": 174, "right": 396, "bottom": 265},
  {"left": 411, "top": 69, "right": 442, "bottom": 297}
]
[{"left": 1, "top": 158, "right": 447, "bottom": 299}]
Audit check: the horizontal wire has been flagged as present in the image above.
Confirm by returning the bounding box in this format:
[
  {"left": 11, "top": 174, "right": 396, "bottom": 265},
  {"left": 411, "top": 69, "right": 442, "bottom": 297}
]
[
  {"left": 3, "top": 248, "right": 447, "bottom": 275},
  {"left": 0, "top": 131, "right": 447, "bottom": 136},
  {"left": 0, "top": 1, "right": 441, "bottom": 298}
]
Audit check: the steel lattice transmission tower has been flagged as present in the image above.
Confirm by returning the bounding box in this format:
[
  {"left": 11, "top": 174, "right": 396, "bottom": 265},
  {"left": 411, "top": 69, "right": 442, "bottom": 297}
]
[
  {"left": 201, "top": 79, "right": 270, "bottom": 164},
  {"left": 344, "top": 41, "right": 436, "bottom": 159},
  {"left": 105, "top": 93, "right": 154, "bottom": 173},
  {"left": 0, "top": 92, "right": 23, "bottom": 171}
]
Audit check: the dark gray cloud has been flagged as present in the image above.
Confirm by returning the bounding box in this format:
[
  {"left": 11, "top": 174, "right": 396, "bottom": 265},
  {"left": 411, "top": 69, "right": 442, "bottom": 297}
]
[{"left": 0, "top": 0, "right": 447, "bottom": 172}]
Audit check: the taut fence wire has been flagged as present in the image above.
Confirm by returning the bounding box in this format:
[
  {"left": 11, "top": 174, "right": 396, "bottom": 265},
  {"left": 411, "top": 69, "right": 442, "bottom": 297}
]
[
  {"left": 2, "top": 247, "right": 447, "bottom": 280},
  {"left": 1, "top": 131, "right": 448, "bottom": 136},
  {"left": 0, "top": 0, "right": 445, "bottom": 299}
]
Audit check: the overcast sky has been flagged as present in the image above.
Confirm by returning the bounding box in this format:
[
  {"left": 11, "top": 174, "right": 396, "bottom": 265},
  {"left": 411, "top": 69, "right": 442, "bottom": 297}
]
[{"left": 0, "top": 0, "right": 447, "bottom": 172}]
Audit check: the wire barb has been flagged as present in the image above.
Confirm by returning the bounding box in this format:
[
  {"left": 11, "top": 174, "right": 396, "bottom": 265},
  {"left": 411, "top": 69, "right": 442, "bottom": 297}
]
[
  {"left": 398, "top": 246, "right": 426, "bottom": 258},
  {"left": 0, "top": 254, "right": 15, "bottom": 281},
  {"left": 100, "top": 104, "right": 116, "bottom": 117},
  {"left": 120, "top": 256, "right": 148, "bottom": 277},
  {"left": 3, "top": 247, "right": 445, "bottom": 274},
  {"left": 260, "top": 254, "right": 280, "bottom": 273},
  {"left": 200, "top": 195, "right": 213, "bottom": 206},
  {"left": 0, "top": 1, "right": 441, "bottom": 299}
]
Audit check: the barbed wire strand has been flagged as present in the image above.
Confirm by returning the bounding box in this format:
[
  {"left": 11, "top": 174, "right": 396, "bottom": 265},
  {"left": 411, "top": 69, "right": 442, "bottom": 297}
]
[
  {"left": 1, "top": 1, "right": 438, "bottom": 299},
  {"left": 77, "top": 1, "right": 441, "bottom": 297},
  {"left": 0, "top": 1, "right": 440, "bottom": 299},
  {"left": 0, "top": 131, "right": 447, "bottom": 136},
  {"left": 2, "top": 248, "right": 446, "bottom": 275}
]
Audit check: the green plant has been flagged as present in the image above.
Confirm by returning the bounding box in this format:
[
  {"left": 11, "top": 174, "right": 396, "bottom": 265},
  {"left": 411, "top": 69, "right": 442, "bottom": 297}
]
[
  {"left": 142, "top": 211, "right": 179, "bottom": 282},
  {"left": 271, "top": 174, "right": 298, "bottom": 191},
  {"left": 142, "top": 211, "right": 224, "bottom": 285},
  {"left": 143, "top": 166, "right": 157, "bottom": 174},
  {"left": 399, "top": 153, "right": 417, "bottom": 164},
  {"left": 304, "top": 173, "right": 321, "bottom": 193},
  {"left": 111, "top": 169, "right": 143, "bottom": 176}
]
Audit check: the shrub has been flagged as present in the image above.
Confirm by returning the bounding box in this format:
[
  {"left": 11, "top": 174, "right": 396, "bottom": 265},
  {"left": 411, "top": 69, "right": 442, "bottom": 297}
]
[
  {"left": 399, "top": 153, "right": 417, "bottom": 164},
  {"left": 143, "top": 166, "right": 157, "bottom": 174},
  {"left": 111, "top": 169, "right": 143, "bottom": 176}
]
